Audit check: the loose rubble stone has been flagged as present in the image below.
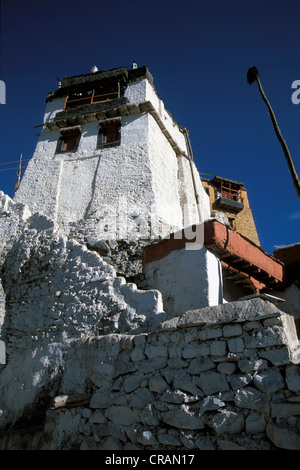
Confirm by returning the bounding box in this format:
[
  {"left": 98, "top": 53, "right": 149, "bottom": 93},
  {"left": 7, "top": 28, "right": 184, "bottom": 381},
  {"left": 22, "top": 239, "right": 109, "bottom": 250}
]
[
  {"left": 195, "top": 434, "right": 215, "bottom": 450},
  {"left": 210, "top": 340, "right": 227, "bottom": 356},
  {"left": 137, "top": 430, "right": 158, "bottom": 446},
  {"left": 207, "top": 409, "right": 245, "bottom": 435},
  {"left": 139, "top": 404, "right": 159, "bottom": 426},
  {"left": 228, "top": 337, "right": 245, "bottom": 353},
  {"left": 124, "top": 373, "right": 144, "bottom": 393},
  {"left": 199, "top": 396, "right": 226, "bottom": 415},
  {"left": 245, "top": 411, "right": 266, "bottom": 434},
  {"left": 238, "top": 359, "right": 268, "bottom": 373},
  {"left": 197, "top": 371, "right": 229, "bottom": 395},
  {"left": 271, "top": 402, "right": 300, "bottom": 418},
  {"left": 148, "top": 373, "right": 168, "bottom": 394},
  {"left": 90, "top": 387, "right": 111, "bottom": 409},
  {"left": 89, "top": 410, "right": 105, "bottom": 424},
  {"left": 217, "top": 362, "right": 236, "bottom": 375},
  {"left": 234, "top": 387, "right": 269, "bottom": 414},
  {"left": 266, "top": 423, "right": 300, "bottom": 450},
  {"left": 158, "top": 432, "right": 181, "bottom": 446},
  {"left": 161, "top": 405, "right": 204, "bottom": 430},
  {"left": 105, "top": 406, "right": 139, "bottom": 426},
  {"left": 286, "top": 365, "right": 300, "bottom": 392},
  {"left": 129, "top": 388, "right": 154, "bottom": 409},
  {"left": 217, "top": 439, "right": 247, "bottom": 450},
  {"left": 186, "top": 357, "right": 215, "bottom": 375},
  {"left": 259, "top": 347, "right": 289, "bottom": 366},
  {"left": 253, "top": 368, "right": 285, "bottom": 393},
  {"left": 223, "top": 324, "right": 243, "bottom": 337},
  {"left": 80, "top": 437, "right": 98, "bottom": 450},
  {"left": 98, "top": 437, "right": 123, "bottom": 450}
]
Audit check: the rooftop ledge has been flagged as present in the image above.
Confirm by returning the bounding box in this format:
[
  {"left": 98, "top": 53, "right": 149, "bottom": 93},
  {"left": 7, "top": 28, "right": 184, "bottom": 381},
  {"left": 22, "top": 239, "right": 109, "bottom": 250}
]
[
  {"left": 46, "top": 66, "right": 154, "bottom": 102},
  {"left": 45, "top": 99, "right": 185, "bottom": 156}
]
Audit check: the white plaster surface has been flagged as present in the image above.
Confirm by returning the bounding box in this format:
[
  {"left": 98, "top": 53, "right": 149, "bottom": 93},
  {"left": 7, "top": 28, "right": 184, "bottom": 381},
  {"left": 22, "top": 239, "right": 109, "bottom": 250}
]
[
  {"left": 274, "top": 284, "right": 300, "bottom": 320},
  {"left": 14, "top": 72, "right": 210, "bottom": 241},
  {"left": 144, "top": 245, "right": 223, "bottom": 314},
  {"left": 0, "top": 192, "right": 168, "bottom": 429}
]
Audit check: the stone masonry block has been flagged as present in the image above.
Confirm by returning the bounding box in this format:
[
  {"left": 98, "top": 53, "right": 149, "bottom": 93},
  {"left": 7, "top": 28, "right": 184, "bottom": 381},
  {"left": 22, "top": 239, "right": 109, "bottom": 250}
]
[
  {"left": 197, "top": 371, "right": 229, "bottom": 395},
  {"left": 210, "top": 340, "right": 227, "bottom": 356},
  {"left": 223, "top": 324, "right": 243, "bottom": 337},
  {"left": 228, "top": 337, "right": 245, "bottom": 353}
]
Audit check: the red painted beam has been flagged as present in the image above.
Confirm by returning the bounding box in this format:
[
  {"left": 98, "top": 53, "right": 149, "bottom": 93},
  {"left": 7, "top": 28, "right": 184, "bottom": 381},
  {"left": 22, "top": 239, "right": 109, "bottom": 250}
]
[
  {"left": 203, "top": 220, "right": 286, "bottom": 285},
  {"left": 142, "top": 220, "right": 287, "bottom": 290}
]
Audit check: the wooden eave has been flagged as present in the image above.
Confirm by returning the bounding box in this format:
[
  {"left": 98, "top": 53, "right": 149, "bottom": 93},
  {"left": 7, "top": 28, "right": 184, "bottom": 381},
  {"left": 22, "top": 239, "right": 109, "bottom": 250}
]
[
  {"left": 143, "top": 220, "right": 287, "bottom": 294},
  {"left": 204, "top": 219, "right": 286, "bottom": 291},
  {"left": 45, "top": 100, "right": 183, "bottom": 155}
]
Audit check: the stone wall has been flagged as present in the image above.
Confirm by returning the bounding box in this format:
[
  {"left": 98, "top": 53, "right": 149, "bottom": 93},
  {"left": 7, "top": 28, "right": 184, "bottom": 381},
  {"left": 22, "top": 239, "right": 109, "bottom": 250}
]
[
  {"left": 0, "top": 191, "right": 300, "bottom": 451},
  {"left": 56, "top": 299, "right": 300, "bottom": 451},
  {"left": 0, "top": 192, "right": 167, "bottom": 431},
  {"left": 1, "top": 299, "right": 300, "bottom": 450}
]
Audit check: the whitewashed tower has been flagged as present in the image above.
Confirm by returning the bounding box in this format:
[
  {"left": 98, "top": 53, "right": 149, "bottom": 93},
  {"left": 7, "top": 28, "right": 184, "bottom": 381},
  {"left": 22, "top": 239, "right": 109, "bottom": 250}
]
[{"left": 14, "top": 65, "right": 210, "bottom": 241}]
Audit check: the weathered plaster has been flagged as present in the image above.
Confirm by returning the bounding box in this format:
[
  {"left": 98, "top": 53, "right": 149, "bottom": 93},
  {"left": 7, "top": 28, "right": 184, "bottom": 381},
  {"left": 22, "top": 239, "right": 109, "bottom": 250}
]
[
  {"left": 144, "top": 242, "right": 223, "bottom": 314},
  {"left": 14, "top": 68, "right": 210, "bottom": 241}
]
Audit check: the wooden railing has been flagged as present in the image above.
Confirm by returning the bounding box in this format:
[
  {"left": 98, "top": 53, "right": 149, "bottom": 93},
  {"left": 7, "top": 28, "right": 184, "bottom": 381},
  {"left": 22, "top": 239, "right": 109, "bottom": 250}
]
[
  {"left": 219, "top": 189, "right": 242, "bottom": 203},
  {"left": 64, "top": 90, "right": 120, "bottom": 110}
]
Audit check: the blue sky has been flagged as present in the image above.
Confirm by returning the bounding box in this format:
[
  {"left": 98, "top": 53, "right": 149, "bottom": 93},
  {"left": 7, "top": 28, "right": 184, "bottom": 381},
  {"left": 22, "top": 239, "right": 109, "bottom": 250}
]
[{"left": 0, "top": 0, "right": 299, "bottom": 254}]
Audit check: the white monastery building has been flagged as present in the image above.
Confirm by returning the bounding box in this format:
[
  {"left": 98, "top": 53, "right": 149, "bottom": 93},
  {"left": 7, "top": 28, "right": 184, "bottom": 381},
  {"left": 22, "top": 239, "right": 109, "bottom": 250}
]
[
  {"left": 14, "top": 65, "right": 210, "bottom": 241},
  {"left": 11, "top": 64, "right": 297, "bottom": 314}
]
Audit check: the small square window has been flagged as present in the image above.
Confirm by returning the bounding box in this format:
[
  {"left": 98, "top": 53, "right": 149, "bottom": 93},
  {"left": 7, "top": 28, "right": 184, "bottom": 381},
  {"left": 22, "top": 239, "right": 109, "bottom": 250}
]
[
  {"left": 97, "top": 120, "right": 121, "bottom": 148},
  {"left": 56, "top": 126, "right": 81, "bottom": 153}
]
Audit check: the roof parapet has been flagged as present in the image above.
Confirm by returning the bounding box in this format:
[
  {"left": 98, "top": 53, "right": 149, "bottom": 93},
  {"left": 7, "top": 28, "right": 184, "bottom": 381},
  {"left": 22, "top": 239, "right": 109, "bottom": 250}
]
[{"left": 46, "top": 66, "right": 153, "bottom": 103}]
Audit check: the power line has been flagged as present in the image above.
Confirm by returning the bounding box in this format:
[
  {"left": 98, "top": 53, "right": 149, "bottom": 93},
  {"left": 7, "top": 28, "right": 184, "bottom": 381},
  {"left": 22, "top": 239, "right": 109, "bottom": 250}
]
[
  {"left": 0, "top": 158, "right": 30, "bottom": 166},
  {"left": 0, "top": 165, "right": 27, "bottom": 172}
]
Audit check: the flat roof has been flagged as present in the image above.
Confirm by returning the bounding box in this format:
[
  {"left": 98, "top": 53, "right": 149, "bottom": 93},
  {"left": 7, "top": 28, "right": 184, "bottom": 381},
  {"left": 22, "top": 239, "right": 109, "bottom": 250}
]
[
  {"left": 46, "top": 66, "right": 154, "bottom": 103},
  {"left": 201, "top": 175, "right": 245, "bottom": 187}
]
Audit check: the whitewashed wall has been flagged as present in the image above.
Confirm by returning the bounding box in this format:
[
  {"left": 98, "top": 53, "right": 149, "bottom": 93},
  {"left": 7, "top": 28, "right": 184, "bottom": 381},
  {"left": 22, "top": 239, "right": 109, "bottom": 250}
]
[
  {"left": 14, "top": 72, "right": 210, "bottom": 240},
  {"left": 144, "top": 244, "right": 223, "bottom": 314}
]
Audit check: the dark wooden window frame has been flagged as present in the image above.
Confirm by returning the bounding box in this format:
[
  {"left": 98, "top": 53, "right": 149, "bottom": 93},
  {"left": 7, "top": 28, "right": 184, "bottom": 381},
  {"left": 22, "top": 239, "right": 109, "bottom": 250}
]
[
  {"left": 56, "top": 126, "right": 81, "bottom": 154},
  {"left": 216, "top": 180, "right": 243, "bottom": 203},
  {"left": 97, "top": 120, "right": 121, "bottom": 148}
]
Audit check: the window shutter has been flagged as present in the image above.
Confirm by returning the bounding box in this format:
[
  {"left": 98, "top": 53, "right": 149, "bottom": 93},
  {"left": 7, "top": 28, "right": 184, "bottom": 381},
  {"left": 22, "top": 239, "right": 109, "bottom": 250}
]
[
  {"left": 106, "top": 126, "right": 117, "bottom": 143},
  {"left": 56, "top": 126, "right": 81, "bottom": 153},
  {"left": 64, "top": 134, "right": 79, "bottom": 152},
  {"left": 98, "top": 120, "right": 120, "bottom": 147}
]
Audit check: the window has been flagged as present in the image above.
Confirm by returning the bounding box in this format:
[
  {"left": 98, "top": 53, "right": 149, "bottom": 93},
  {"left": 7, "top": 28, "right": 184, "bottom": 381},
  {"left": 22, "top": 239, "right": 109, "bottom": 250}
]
[
  {"left": 64, "top": 81, "right": 121, "bottom": 110},
  {"left": 97, "top": 120, "right": 121, "bottom": 148},
  {"left": 212, "top": 177, "right": 244, "bottom": 214},
  {"left": 56, "top": 126, "right": 81, "bottom": 153},
  {"left": 65, "top": 90, "right": 93, "bottom": 109},
  {"left": 215, "top": 180, "right": 243, "bottom": 203}
]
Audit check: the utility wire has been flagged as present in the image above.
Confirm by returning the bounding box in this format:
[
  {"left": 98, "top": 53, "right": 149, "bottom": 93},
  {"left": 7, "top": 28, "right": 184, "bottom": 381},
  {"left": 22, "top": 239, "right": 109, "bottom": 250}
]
[
  {"left": 0, "top": 158, "right": 30, "bottom": 166},
  {"left": 0, "top": 166, "right": 27, "bottom": 172}
]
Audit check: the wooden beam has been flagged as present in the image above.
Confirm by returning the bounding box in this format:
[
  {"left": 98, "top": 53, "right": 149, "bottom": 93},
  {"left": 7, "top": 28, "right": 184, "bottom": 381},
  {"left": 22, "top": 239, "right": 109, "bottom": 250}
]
[{"left": 52, "top": 394, "right": 91, "bottom": 409}]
